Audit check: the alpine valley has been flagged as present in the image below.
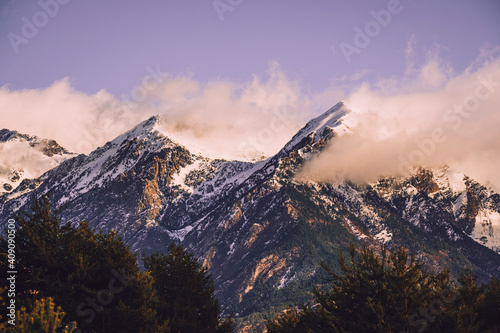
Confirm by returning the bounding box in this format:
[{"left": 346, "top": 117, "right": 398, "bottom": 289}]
[{"left": 1, "top": 102, "right": 500, "bottom": 331}]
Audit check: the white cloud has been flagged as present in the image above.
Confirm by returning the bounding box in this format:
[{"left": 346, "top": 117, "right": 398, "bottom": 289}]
[
  {"left": 299, "top": 55, "right": 500, "bottom": 190},
  {"left": 143, "top": 62, "right": 313, "bottom": 159},
  {"left": 0, "top": 63, "right": 313, "bottom": 159},
  {"left": 0, "top": 79, "right": 145, "bottom": 154}
]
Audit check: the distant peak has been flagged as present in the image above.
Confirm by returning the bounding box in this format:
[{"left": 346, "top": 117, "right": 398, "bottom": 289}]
[
  {"left": 0, "top": 128, "right": 73, "bottom": 156},
  {"left": 303, "top": 101, "right": 351, "bottom": 134},
  {"left": 280, "top": 101, "right": 351, "bottom": 153},
  {"left": 103, "top": 115, "right": 202, "bottom": 159},
  {"left": 0, "top": 128, "right": 29, "bottom": 143}
]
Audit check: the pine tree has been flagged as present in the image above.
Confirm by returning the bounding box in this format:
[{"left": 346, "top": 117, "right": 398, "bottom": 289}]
[
  {"left": 266, "top": 308, "right": 311, "bottom": 333},
  {"left": 435, "top": 269, "right": 500, "bottom": 333},
  {"left": 478, "top": 276, "right": 500, "bottom": 332},
  {"left": 451, "top": 270, "right": 483, "bottom": 332},
  {"left": 144, "top": 242, "right": 234, "bottom": 333},
  {"left": 267, "top": 244, "right": 457, "bottom": 332},
  {"left": 0, "top": 196, "right": 166, "bottom": 332}
]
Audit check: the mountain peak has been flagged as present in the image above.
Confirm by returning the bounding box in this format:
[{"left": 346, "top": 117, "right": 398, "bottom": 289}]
[
  {"left": 0, "top": 128, "right": 72, "bottom": 155},
  {"left": 100, "top": 115, "right": 173, "bottom": 151},
  {"left": 0, "top": 129, "right": 19, "bottom": 142},
  {"left": 281, "top": 101, "right": 351, "bottom": 154},
  {"left": 306, "top": 101, "right": 350, "bottom": 133}
]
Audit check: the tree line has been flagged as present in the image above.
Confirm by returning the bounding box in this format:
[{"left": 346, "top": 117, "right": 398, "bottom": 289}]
[
  {"left": 0, "top": 196, "right": 233, "bottom": 332},
  {"left": 266, "top": 245, "right": 500, "bottom": 332}
]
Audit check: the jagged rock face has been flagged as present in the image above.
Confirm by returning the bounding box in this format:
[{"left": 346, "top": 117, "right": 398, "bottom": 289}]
[
  {"left": 1, "top": 102, "right": 499, "bottom": 318},
  {"left": 41, "top": 140, "right": 69, "bottom": 157}
]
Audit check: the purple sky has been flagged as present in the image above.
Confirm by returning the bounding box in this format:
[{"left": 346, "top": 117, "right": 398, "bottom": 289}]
[{"left": 1, "top": 0, "right": 499, "bottom": 97}]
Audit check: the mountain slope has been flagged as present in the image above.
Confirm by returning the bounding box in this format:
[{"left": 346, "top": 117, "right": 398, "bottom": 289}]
[{"left": 1, "top": 101, "right": 499, "bottom": 321}]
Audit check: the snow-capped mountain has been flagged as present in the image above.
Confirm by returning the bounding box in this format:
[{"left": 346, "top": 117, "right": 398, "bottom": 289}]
[
  {"left": 1, "top": 101, "right": 499, "bottom": 320},
  {"left": 0, "top": 129, "right": 76, "bottom": 198}
]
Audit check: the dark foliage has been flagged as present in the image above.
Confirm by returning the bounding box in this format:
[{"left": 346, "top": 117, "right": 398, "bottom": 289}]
[
  {"left": 0, "top": 196, "right": 233, "bottom": 332},
  {"left": 144, "top": 243, "right": 234, "bottom": 333},
  {"left": 267, "top": 244, "right": 500, "bottom": 333}
]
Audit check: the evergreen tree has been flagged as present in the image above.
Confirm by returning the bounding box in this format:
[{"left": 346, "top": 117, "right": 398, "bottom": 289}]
[
  {"left": 478, "top": 276, "right": 500, "bottom": 332},
  {"left": 266, "top": 308, "right": 311, "bottom": 333},
  {"left": 267, "top": 244, "right": 458, "bottom": 332},
  {"left": 144, "top": 242, "right": 234, "bottom": 333},
  {"left": 446, "top": 270, "right": 483, "bottom": 332},
  {"left": 0, "top": 196, "right": 166, "bottom": 332},
  {"left": 308, "top": 245, "right": 454, "bottom": 332},
  {"left": 438, "top": 270, "right": 500, "bottom": 333}
]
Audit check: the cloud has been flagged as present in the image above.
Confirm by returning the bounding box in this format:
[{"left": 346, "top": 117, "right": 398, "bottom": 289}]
[
  {"left": 298, "top": 54, "right": 500, "bottom": 190},
  {"left": 0, "top": 79, "right": 146, "bottom": 154},
  {"left": 0, "top": 141, "right": 67, "bottom": 188},
  {"left": 0, "top": 63, "right": 313, "bottom": 159},
  {"left": 142, "top": 62, "right": 313, "bottom": 159}
]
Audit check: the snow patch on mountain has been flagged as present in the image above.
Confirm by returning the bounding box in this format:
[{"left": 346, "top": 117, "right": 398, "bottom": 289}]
[
  {"left": 171, "top": 159, "right": 203, "bottom": 193},
  {"left": 167, "top": 224, "right": 194, "bottom": 242},
  {"left": 453, "top": 192, "right": 467, "bottom": 218},
  {"left": 61, "top": 117, "right": 177, "bottom": 196},
  {"left": 374, "top": 229, "right": 393, "bottom": 243},
  {"left": 471, "top": 210, "right": 500, "bottom": 253},
  {"left": 282, "top": 101, "right": 351, "bottom": 153},
  {"left": 434, "top": 167, "right": 466, "bottom": 194}
]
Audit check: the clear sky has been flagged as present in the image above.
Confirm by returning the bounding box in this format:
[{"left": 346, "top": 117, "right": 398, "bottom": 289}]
[{"left": 1, "top": 0, "right": 499, "bottom": 96}]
